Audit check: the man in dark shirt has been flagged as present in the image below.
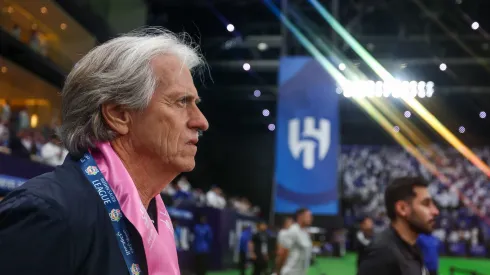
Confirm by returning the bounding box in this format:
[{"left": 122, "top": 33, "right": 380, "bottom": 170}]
[
  {"left": 355, "top": 216, "right": 374, "bottom": 268},
  {"left": 249, "top": 221, "right": 270, "bottom": 275},
  {"left": 359, "top": 176, "right": 440, "bottom": 275}
]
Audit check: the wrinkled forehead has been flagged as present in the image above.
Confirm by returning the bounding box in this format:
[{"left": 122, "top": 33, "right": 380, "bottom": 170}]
[{"left": 150, "top": 54, "right": 194, "bottom": 87}]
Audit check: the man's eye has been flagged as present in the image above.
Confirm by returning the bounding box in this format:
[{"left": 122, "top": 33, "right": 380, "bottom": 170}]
[{"left": 178, "top": 97, "right": 188, "bottom": 105}]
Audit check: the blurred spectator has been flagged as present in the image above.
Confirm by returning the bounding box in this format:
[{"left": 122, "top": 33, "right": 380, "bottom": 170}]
[
  {"left": 163, "top": 182, "right": 177, "bottom": 197},
  {"left": 40, "top": 134, "right": 68, "bottom": 166},
  {"left": 250, "top": 221, "right": 270, "bottom": 275},
  {"left": 1, "top": 100, "right": 11, "bottom": 124},
  {"left": 206, "top": 186, "right": 226, "bottom": 209},
  {"left": 239, "top": 225, "right": 253, "bottom": 275},
  {"left": 29, "top": 30, "right": 42, "bottom": 53},
  {"left": 10, "top": 24, "right": 21, "bottom": 39},
  {"left": 7, "top": 128, "right": 30, "bottom": 159},
  {"left": 18, "top": 107, "right": 29, "bottom": 130},
  {"left": 193, "top": 215, "right": 213, "bottom": 275},
  {"left": 341, "top": 145, "right": 490, "bottom": 257},
  {"left": 192, "top": 188, "right": 206, "bottom": 206},
  {"left": 0, "top": 122, "right": 8, "bottom": 146},
  {"left": 177, "top": 176, "right": 191, "bottom": 192}
]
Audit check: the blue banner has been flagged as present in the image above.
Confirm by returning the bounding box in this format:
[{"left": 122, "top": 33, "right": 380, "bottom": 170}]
[{"left": 274, "top": 57, "right": 339, "bottom": 215}]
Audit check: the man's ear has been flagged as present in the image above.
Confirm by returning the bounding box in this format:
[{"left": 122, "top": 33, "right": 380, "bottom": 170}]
[
  {"left": 101, "top": 103, "right": 131, "bottom": 135},
  {"left": 395, "top": 200, "right": 410, "bottom": 218}
]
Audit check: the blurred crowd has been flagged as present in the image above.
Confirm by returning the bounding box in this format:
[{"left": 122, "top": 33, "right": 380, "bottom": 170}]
[
  {"left": 161, "top": 176, "right": 261, "bottom": 217},
  {"left": 0, "top": 100, "right": 67, "bottom": 166},
  {"left": 341, "top": 145, "right": 490, "bottom": 256}
]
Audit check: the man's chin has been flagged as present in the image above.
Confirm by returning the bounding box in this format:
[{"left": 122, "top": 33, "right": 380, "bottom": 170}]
[{"left": 178, "top": 160, "right": 196, "bottom": 172}]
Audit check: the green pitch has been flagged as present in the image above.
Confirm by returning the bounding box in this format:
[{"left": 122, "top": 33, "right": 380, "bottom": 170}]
[{"left": 209, "top": 253, "right": 490, "bottom": 275}]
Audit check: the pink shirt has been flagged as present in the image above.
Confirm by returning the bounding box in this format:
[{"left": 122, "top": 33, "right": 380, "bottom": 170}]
[{"left": 91, "top": 142, "right": 180, "bottom": 275}]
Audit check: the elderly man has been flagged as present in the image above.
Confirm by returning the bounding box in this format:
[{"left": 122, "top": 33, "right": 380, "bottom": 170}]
[{"left": 0, "top": 29, "right": 209, "bottom": 275}]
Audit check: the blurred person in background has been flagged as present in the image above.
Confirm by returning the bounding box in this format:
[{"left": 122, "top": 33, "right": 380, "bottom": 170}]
[
  {"left": 7, "top": 117, "right": 30, "bottom": 159},
  {"left": 1, "top": 100, "right": 11, "bottom": 124},
  {"left": 0, "top": 120, "right": 8, "bottom": 147},
  {"left": 359, "top": 177, "right": 439, "bottom": 275},
  {"left": 239, "top": 225, "right": 253, "bottom": 275},
  {"left": 417, "top": 233, "right": 440, "bottom": 275},
  {"left": 250, "top": 221, "right": 270, "bottom": 275},
  {"left": 276, "top": 208, "right": 313, "bottom": 275},
  {"left": 194, "top": 215, "right": 213, "bottom": 275},
  {"left": 10, "top": 24, "right": 21, "bottom": 39},
  {"left": 277, "top": 217, "right": 294, "bottom": 245},
  {"left": 174, "top": 220, "right": 182, "bottom": 250},
  {"left": 0, "top": 28, "right": 209, "bottom": 275},
  {"left": 206, "top": 186, "right": 226, "bottom": 209},
  {"left": 18, "top": 107, "right": 29, "bottom": 130},
  {"left": 40, "top": 134, "right": 68, "bottom": 166},
  {"left": 193, "top": 188, "right": 206, "bottom": 206},
  {"left": 177, "top": 175, "right": 191, "bottom": 192},
  {"left": 355, "top": 216, "right": 374, "bottom": 269}
]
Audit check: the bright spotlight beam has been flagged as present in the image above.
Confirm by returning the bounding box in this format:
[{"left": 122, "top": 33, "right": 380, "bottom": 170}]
[
  {"left": 263, "top": 0, "right": 490, "bottom": 224},
  {"left": 307, "top": 0, "right": 490, "bottom": 177}
]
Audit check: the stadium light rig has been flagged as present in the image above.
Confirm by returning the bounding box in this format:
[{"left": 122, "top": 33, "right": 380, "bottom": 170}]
[{"left": 337, "top": 80, "right": 435, "bottom": 99}]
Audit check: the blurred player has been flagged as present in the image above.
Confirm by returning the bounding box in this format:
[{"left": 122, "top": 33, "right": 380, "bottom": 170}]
[
  {"left": 276, "top": 208, "right": 313, "bottom": 275},
  {"left": 359, "top": 177, "right": 439, "bottom": 275},
  {"left": 277, "top": 217, "right": 294, "bottom": 247}
]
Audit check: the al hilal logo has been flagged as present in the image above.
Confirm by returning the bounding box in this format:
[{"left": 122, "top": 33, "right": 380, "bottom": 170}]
[
  {"left": 85, "top": 165, "right": 99, "bottom": 176},
  {"left": 109, "top": 209, "right": 122, "bottom": 222},
  {"left": 131, "top": 263, "right": 141, "bottom": 275}
]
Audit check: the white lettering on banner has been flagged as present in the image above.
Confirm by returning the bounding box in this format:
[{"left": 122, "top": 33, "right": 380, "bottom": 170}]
[
  {"left": 288, "top": 117, "right": 331, "bottom": 170},
  {"left": 92, "top": 180, "right": 111, "bottom": 205}
]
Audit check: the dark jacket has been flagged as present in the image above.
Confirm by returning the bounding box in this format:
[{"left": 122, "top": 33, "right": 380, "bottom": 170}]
[
  {"left": 0, "top": 155, "right": 153, "bottom": 275},
  {"left": 355, "top": 230, "right": 372, "bottom": 267},
  {"left": 358, "top": 227, "right": 428, "bottom": 275}
]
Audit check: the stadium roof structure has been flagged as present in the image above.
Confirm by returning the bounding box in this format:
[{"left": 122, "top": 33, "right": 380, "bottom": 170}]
[{"left": 146, "top": 0, "right": 490, "bottom": 145}]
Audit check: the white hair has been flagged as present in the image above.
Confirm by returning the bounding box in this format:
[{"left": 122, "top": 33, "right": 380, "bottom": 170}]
[{"left": 59, "top": 28, "right": 205, "bottom": 155}]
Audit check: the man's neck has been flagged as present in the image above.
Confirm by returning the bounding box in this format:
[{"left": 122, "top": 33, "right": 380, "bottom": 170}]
[
  {"left": 391, "top": 220, "right": 418, "bottom": 245},
  {"left": 111, "top": 139, "right": 177, "bottom": 209}
]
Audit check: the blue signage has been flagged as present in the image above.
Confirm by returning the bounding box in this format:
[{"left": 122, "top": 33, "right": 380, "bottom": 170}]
[{"left": 274, "top": 57, "right": 339, "bottom": 215}]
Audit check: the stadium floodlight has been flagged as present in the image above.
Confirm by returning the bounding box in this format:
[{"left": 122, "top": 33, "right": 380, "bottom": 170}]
[
  {"left": 472, "top": 22, "right": 480, "bottom": 30},
  {"left": 337, "top": 80, "right": 436, "bottom": 99}
]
